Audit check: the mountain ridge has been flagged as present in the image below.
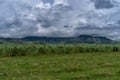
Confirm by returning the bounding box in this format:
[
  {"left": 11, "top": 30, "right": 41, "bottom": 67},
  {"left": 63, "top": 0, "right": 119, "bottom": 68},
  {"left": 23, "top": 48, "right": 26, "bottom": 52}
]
[
  {"left": 0, "top": 35, "right": 115, "bottom": 44},
  {"left": 21, "top": 35, "right": 114, "bottom": 44}
]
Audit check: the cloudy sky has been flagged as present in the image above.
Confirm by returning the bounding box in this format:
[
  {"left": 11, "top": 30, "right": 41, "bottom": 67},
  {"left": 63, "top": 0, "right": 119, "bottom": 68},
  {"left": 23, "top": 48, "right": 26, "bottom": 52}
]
[{"left": 0, "top": 0, "right": 120, "bottom": 40}]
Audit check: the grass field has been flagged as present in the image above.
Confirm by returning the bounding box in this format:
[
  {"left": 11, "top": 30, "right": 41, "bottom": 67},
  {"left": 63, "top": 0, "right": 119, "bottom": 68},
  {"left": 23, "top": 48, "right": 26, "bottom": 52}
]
[{"left": 1, "top": 52, "right": 120, "bottom": 80}]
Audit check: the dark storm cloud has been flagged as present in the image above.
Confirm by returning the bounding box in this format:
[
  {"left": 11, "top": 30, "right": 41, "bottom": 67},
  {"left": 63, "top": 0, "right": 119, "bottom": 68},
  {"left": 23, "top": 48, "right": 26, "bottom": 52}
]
[
  {"left": 91, "top": 0, "right": 114, "bottom": 9},
  {"left": 42, "top": 0, "right": 54, "bottom": 4}
]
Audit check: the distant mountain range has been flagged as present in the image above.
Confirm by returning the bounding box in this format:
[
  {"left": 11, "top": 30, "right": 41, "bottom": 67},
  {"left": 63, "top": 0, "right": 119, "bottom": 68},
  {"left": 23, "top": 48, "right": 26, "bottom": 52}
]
[
  {"left": 21, "top": 35, "right": 114, "bottom": 44},
  {"left": 0, "top": 35, "right": 115, "bottom": 44}
]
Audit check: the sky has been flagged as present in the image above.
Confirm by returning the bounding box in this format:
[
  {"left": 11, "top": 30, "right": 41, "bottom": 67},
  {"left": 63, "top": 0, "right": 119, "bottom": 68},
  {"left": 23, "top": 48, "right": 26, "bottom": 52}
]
[{"left": 0, "top": 0, "right": 120, "bottom": 40}]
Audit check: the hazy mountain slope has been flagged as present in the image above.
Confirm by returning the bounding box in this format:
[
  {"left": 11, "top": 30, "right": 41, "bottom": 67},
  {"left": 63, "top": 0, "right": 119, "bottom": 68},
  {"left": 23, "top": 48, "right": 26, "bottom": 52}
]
[{"left": 22, "top": 35, "right": 114, "bottom": 44}]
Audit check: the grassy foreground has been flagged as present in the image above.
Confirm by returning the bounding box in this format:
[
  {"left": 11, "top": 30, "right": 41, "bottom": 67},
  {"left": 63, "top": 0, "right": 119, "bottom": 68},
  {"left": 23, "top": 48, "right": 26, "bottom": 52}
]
[{"left": 1, "top": 52, "right": 120, "bottom": 80}]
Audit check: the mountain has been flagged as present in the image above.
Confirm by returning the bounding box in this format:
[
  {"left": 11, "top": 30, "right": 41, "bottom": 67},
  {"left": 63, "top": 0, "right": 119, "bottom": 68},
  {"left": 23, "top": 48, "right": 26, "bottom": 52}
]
[
  {"left": 0, "top": 38, "right": 24, "bottom": 44},
  {"left": 21, "top": 35, "right": 114, "bottom": 44},
  {"left": 76, "top": 35, "right": 113, "bottom": 43}
]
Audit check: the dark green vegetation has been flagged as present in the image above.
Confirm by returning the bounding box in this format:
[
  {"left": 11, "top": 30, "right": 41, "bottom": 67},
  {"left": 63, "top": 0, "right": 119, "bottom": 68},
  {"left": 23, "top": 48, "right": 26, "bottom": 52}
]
[
  {"left": 1, "top": 52, "right": 120, "bottom": 80},
  {"left": 0, "top": 44, "right": 119, "bottom": 57}
]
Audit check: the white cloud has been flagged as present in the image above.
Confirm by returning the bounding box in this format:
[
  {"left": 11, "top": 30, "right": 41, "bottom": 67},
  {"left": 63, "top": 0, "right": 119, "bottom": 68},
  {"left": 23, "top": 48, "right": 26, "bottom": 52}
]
[
  {"left": 34, "top": 1, "right": 51, "bottom": 9},
  {"left": 53, "top": 0, "right": 69, "bottom": 6}
]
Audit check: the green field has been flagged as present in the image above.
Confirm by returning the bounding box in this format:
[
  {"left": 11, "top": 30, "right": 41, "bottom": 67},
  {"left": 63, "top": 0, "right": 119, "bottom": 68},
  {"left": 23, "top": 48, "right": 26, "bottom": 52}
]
[
  {"left": 0, "top": 44, "right": 120, "bottom": 57},
  {"left": 1, "top": 52, "right": 120, "bottom": 80},
  {"left": 0, "top": 44, "right": 120, "bottom": 80}
]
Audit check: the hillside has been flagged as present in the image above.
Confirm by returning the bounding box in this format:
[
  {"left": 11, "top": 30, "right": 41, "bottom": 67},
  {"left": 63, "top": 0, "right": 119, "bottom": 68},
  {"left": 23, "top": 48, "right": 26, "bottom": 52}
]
[
  {"left": 0, "top": 35, "right": 114, "bottom": 44},
  {"left": 22, "top": 35, "right": 114, "bottom": 44}
]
